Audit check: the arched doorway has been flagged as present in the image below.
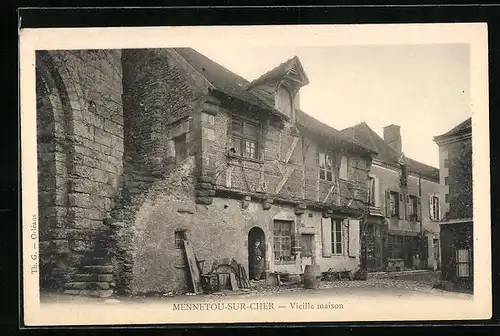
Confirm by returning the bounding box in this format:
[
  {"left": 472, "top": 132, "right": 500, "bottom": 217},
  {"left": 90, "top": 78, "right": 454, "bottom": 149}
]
[{"left": 248, "top": 227, "right": 266, "bottom": 280}]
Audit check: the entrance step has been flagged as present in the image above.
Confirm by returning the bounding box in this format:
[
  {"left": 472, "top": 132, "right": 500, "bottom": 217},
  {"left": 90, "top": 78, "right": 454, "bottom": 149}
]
[
  {"left": 64, "top": 281, "right": 114, "bottom": 290},
  {"left": 73, "top": 273, "right": 114, "bottom": 282},
  {"left": 64, "top": 289, "right": 114, "bottom": 298}
]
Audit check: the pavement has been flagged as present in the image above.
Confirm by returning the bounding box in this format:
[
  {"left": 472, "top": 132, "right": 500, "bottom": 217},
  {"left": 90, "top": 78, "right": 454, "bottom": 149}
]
[{"left": 40, "top": 270, "right": 472, "bottom": 305}]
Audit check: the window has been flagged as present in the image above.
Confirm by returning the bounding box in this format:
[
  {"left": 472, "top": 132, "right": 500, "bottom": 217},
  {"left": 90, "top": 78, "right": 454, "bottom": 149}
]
[
  {"left": 174, "top": 229, "right": 187, "bottom": 249},
  {"left": 368, "top": 177, "right": 376, "bottom": 206},
  {"left": 273, "top": 220, "right": 293, "bottom": 264},
  {"left": 331, "top": 219, "right": 343, "bottom": 255},
  {"left": 456, "top": 249, "right": 472, "bottom": 277},
  {"left": 319, "top": 151, "right": 334, "bottom": 181},
  {"left": 276, "top": 85, "right": 293, "bottom": 118},
  {"left": 389, "top": 191, "right": 399, "bottom": 217},
  {"left": 231, "top": 118, "right": 259, "bottom": 159},
  {"left": 430, "top": 195, "right": 440, "bottom": 220},
  {"left": 444, "top": 176, "right": 449, "bottom": 185},
  {"left": 443, "top": 158, "right": 449, "bottom": 168},
  {"left": 339, "top": 155, "right": 349, "bottom": 180},
  {"left": 387, "top": 235, "right": 404, "bottom": 259},
  {"left": 174, "top": 134, "right": 187, "bottom": 163},
  {"left": 445, "top": 194, "right": 449, "bottom": 203},
  {"left": 408, "top": 195, "right": 418, "bottom": 219}
]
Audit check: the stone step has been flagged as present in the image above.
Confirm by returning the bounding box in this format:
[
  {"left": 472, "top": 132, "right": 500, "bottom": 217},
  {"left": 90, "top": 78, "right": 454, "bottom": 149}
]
[
  {"left": 73, "top": 273, "right": 114, "bottom": 282},
  {"left": 64, "top": 289, "right": 114, "bottom": 298},
  {"left": 88, "top": 256, "right": 110, "bottom": 266},
  {"left": 82, "top": 265, "right": 114, "bottom": 274},
  {"left": 64, "top": 281, "right": 113, "bottom": 290}
]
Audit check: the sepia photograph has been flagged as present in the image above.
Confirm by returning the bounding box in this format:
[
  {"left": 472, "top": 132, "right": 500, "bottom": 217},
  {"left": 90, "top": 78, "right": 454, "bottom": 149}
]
[{"left": 20, "top": 24, "right": 491, "bottom": 326}]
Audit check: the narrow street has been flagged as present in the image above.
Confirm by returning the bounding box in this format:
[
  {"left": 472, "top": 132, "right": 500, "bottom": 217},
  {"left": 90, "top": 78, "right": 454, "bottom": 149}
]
[{"left": 40, "top": 270, "right": 472, "bottom": 306}]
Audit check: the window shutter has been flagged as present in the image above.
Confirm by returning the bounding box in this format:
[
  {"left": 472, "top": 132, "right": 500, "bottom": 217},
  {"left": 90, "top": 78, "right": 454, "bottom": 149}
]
[
  {"left": 348, "top": 219, "right": 360, "bottom": 257},
  {"left": 321, "top": 217, "right": 332, "bottom": 257},
  {"left": 374, "top": 177, "right": 381, "bottom": 207},
  {"left": 405, "top": 194, "right": 411, "bottom": 220},
  {"left": 436, "top": 196, "right": 441, "bottom": 221},
  {"left": 416, "top": 196, "right": 422, "bottom": 221},
  {"left": 429, "top": 194, "right": 434, "bottom": 220},
  {"left": 385, "top": 190, "right": 391, "bottom": 217},
  {"left": 398, "top": 193, "right": 405, "bottom": 220}
]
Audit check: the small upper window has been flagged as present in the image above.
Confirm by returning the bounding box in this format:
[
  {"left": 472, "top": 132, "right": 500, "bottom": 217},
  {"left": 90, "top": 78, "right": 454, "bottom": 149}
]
[
  {"left": 319, "top": 151, "right": 334, "bottom": 181},
  {"left": 230, "top": 117, "right": 259, "bottom": 159},
  {"left": 276, "top": 85, "right": 293, "bottom": 118}
]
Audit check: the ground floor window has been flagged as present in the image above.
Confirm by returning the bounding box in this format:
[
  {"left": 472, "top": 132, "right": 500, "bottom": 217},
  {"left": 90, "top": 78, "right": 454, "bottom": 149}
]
[
  {"left": 387, "top": 234, "right": 404, "bottom": 259},
  {"left": 174, "top": 229, "right": 187, "bottom": 249},
  {"left": 273, "top": 220, "right": 293, "bottom": 264},
  {"left": 332, "top": 219, "right": 343, "bottom": 255},
  {"left": 456, "top": 248, "right": 472, "bottom": 277}
]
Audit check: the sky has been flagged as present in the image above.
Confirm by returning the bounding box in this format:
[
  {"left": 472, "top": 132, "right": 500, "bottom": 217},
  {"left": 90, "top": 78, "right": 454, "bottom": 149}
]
[{"left": 196, "top": 44, "right": 471, "bottom": 168}]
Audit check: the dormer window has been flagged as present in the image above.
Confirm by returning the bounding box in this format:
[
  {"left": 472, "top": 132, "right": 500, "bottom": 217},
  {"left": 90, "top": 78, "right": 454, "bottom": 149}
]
[{"left": 276, "top": 84, "right": 293, "bottom": 118}]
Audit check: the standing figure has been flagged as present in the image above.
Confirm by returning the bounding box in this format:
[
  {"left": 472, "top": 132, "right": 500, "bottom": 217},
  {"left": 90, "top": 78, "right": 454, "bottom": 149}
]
[{"left": 252, "top": 240, "right": 265, "bottom": 280}]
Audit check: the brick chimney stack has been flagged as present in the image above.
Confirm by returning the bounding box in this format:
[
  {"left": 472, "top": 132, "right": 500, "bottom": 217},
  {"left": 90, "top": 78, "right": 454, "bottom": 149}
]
[{"left": 383, "top": 124, "right": 402, "bottom": 155}]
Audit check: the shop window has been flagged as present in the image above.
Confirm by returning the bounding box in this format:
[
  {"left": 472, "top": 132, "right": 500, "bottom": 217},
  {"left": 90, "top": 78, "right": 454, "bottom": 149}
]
[{"left": 387, "top": 235, "right": 404, "bottom": 259}]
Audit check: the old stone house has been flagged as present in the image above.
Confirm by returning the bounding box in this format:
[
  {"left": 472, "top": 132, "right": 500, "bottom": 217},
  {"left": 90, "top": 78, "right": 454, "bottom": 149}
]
[
  {"left": 35, "top": 48, "right": 377, "bottom": 296},
  {"left": 434, "top": 117, "right": 473, "bottom": 291},
  {"left": 341, "top": 123, "right": 443, "bottom": 272}
]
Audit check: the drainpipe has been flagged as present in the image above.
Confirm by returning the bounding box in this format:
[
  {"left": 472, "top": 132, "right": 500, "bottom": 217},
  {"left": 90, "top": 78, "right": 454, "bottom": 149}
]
[{"left": 419, "top": 172, "right": 424, "bottom": 267}]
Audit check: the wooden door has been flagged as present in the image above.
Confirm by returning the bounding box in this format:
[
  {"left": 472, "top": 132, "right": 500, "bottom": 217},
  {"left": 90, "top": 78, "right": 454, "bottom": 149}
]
[{"left": 300, "top": 234, "right": 314, "bottom": 273}]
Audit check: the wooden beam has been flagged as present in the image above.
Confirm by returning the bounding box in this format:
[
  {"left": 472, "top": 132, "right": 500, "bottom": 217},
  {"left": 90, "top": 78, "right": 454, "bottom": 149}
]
[
  {"left": 323, "top": 184, "right": 335, "bottom": 203},
  {"left": 285, "top": 137, "right": 299, "bottom": 163},
  {"left": 275, "top": 166, "right": 295, "bottom": 194},
  {"left": 226, "top": 165, "right": 233, "bottom": 188}
]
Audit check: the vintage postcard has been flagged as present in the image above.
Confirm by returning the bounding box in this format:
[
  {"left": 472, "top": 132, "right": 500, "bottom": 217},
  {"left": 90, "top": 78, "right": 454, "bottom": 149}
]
[{"left": 20, "top": 23, "right": 491, "bottom": 326}]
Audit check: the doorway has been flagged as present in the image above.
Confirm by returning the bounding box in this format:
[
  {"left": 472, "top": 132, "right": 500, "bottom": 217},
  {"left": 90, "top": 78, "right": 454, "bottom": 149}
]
[
  {"left": 248, "top": 227, "right": 266, "bottom": 280},
  {"left": 300, "top": 234, "right": 314, "bottom": 273}
]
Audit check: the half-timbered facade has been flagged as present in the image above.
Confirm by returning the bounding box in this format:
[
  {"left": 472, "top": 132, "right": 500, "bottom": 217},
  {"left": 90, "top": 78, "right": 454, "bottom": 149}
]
[{"left": 114, "top": 49, "right": 376, "bottom": 294}]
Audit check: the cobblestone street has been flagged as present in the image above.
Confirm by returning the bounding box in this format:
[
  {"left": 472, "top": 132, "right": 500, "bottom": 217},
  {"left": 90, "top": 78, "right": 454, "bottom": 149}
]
[{"left": 40, "top": 270, "right": 472, "bottom": 305}]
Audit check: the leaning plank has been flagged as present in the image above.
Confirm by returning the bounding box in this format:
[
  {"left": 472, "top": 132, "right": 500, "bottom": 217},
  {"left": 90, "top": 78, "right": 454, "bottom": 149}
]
[
  {"left": 183, "top": 240, "right": 202, "bottom": 294},
  {"left": 229, "top": 273, "right": 239, "bottom": 291}
]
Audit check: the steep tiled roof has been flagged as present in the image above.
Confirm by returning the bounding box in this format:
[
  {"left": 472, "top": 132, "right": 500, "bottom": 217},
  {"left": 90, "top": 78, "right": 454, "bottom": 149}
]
[
  {"left": 173, "top": 48, "right": 282, "bottom": 116},
  {"left": 434, "top": 117, "right": 472, "bottom": 142},
  {"left": 296, "top": 111, "right": 376, "bottom": 154},
  {"left": 341, "top": 122, "right": 439, "bottom": 181},
  {"left": 174, "top": 48, "right": 372, "bottom": 155}
]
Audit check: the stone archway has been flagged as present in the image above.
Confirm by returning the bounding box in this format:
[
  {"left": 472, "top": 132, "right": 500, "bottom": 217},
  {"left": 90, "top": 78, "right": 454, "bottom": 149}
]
[{"left": 248, "top": 226, "right": 266, "bottom": 280}]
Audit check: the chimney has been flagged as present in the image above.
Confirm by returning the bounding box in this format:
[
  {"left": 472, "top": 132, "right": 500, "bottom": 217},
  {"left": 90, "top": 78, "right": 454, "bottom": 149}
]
[{"left": 383, "top": 124, "right": 402, "bottom": 155}]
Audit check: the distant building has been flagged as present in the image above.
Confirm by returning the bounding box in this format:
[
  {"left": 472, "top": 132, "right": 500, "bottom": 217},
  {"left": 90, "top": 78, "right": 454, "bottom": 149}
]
[
  {"left": 434, "top": 117, "right": 473, "bottom": 291},
  {"left": 342, "top": 123, "right": 443, "bottom": 272}
]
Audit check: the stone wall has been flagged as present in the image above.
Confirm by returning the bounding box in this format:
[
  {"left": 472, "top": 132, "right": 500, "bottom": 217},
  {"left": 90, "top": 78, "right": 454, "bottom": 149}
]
[
  {"left": 444, "top": 137, "right": 473, "bottom": 220},
  {"left": 36, "top": 50, "right": 123, "bottom": 289},
  {"left": 110, "top": 49, "right": 206, "bottom": 294}
]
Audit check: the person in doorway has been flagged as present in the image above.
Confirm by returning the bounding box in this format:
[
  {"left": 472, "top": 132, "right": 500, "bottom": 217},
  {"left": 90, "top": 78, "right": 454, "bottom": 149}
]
[{"left": 252, "top": 240, "right": 265, "bottom": 281}]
